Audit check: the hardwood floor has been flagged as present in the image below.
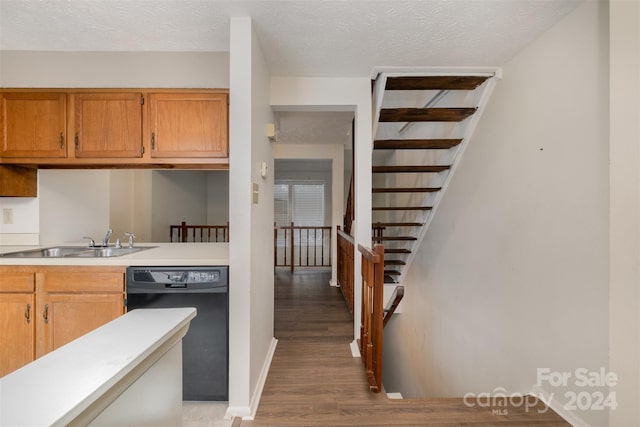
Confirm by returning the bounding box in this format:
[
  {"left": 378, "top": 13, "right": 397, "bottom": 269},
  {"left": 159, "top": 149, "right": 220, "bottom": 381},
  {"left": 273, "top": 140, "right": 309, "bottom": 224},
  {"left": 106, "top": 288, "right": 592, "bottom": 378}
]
[{"left": 241, "top": 269, "right": 569, "bottom": 426}]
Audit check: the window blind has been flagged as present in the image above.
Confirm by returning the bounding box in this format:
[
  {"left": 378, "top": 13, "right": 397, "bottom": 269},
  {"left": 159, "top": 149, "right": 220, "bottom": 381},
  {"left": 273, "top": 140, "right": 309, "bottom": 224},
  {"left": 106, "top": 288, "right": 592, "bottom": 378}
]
[{"left": 274, "top": 181, "right": 325, "bottom": 226}]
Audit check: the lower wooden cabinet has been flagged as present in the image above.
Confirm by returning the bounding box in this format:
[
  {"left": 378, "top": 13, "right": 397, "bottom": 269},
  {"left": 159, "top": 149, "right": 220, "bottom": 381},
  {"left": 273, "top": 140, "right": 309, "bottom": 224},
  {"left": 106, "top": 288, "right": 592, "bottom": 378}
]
[
  {"left": 37, "top": 293, "right": 123, "bottom": 357},
  {"left": 0, "top": 266, "right": 125, "bottom": 376},
  {"left": 0, "top": 293, "right": 35, "bottom": 377},
  {"left": 0, "top": 270, "right": 36, "bottom": 377}
]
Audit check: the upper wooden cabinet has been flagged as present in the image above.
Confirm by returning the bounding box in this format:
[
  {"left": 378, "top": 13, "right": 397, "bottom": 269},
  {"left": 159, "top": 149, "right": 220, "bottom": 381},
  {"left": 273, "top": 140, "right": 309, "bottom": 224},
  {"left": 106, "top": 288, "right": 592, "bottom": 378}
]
[
  {"left": 0, "top": 89, "right": 229, "bottom": 169},
  {"left": 0, "top": 92, "right": 67, "bottom": 158},
  {"left": 71, "top": 92, "right": 144, "bottom": 158},
  {"left": 149, "top": 92, "right": 228, "bottom": 158}
]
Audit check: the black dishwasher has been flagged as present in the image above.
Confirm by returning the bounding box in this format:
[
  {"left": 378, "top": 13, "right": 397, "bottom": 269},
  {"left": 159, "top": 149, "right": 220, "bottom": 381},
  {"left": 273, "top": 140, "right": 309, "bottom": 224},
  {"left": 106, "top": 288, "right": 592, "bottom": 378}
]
[{"left": 126, "top": 266, "right": 228, "bottom": 401}]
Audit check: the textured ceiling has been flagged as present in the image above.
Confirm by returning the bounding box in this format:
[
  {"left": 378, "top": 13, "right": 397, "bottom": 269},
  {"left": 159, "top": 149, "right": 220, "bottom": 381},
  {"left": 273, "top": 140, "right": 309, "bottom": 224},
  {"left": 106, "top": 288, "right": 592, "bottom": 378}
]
[
  {"left": 0, "top": 0, "right": 582, "bottom": 147},
  {"left": 275, "top": 111, "right": 354, "bottom": 145},
  {"left": 0, "top": 0, "right": 582, "bottom": 77}
]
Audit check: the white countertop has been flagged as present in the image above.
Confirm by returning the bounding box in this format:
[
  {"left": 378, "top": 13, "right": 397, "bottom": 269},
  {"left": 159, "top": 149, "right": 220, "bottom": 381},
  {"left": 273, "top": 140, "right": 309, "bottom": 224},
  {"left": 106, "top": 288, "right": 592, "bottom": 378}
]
[
  {"left": 0, "top": 242, "right": 228, "bottom": 266},
  {"left": 0, "top": 307, "right": 196, "bottom": 427}
]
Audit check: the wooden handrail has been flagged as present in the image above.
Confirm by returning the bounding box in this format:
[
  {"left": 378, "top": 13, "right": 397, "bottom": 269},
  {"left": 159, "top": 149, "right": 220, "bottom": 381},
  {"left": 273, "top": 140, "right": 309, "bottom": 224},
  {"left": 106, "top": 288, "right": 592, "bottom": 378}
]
[
  {"left": 169, "top": 221, "right": 229, "bottom": 242},
  {"left": 336, "top": 226, "right": 355, "bottom": 316},
  {"left": 358, "top": 243, "right": 384, "bottom": 393},
  {"left": 343, "top": 119, "right": 355, "bottom": 235},
  {"left": 383, "top": 286, "right": 404, "bottom": 327},
  {"left": 344, "top": 173, "right": 354, "bottom": 235}
]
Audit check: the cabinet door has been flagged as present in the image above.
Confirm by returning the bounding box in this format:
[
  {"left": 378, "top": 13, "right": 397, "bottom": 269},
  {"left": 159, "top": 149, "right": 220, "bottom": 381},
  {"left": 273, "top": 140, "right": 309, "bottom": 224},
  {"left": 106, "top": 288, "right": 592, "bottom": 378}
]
[
  {"left": 149, "top": 92, "right": 228, "bottom": 158},
  {"left": 0, "top": 293, "right": 35, "bottom": 376},
  {"left": 37, "top": 293, "right": 124, "bottom": 357},
  {"left": 73, "top": 92, "right": 143, "bottom": 158},
  {"left": 0, "top": 92, "right": 66, "bottom": 158}
]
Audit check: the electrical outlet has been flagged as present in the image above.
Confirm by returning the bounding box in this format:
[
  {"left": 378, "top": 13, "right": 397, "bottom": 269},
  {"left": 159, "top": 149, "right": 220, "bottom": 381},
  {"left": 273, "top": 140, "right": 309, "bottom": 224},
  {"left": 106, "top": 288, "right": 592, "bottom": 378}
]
[{"left": 3, "top": 208, "right": 13, "bottom": 225}]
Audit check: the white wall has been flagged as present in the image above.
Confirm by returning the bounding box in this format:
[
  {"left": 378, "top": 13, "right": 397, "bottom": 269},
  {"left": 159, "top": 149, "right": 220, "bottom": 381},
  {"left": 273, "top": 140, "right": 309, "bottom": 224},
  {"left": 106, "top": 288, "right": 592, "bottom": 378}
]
[
  {"left": 609, "top": 1, "right": 640, "bottom": 426},
  {"left": 0, "top": 51, "right": 229, "bottom": 88},
  {"left": 109, "top": 170, "right": 135, "bottom": 241},
  {"left": 206, "top": 171, "right": 230, "bottom": 225},
  {"left": 383, "top": 3, "right": 609, "bottom": 426},
  {"left": 0, "top": 196, "right": 39, "bottom": 245},
  {"left": 150, "top": 171, "right": 208, "bottom": 242},
  {"left": 131, "top": 170, "right": 152, "bottom": 243},
  {"left": 227, "top": 17, "right": 275, "bottom": 419},
  {"left": 38, "top": 170, "right": 111, "bottom": 245}
]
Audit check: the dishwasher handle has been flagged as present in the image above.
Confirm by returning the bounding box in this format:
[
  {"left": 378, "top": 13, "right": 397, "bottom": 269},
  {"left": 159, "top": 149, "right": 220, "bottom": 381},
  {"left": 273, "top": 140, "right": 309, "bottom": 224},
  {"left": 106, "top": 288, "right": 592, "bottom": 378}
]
[{"left": 165, "top": 282, "right": 188, "bottom": 288}]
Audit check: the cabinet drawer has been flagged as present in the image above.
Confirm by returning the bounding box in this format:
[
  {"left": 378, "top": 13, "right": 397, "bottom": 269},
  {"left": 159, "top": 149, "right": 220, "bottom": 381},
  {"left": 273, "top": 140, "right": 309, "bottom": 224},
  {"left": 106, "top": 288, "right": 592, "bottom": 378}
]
[
  {"left": 0, "top": 272, "right": 35, "bottom": 292},
  {"left": 41, "top": 267, "right": 125, "bottom": 293}
]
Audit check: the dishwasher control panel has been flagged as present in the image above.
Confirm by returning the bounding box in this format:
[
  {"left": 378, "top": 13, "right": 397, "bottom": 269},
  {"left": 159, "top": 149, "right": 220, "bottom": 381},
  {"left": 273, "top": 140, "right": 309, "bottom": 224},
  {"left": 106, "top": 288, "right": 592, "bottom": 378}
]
[{"left": 126, "top": 266, "right": 228, "bottom": 293}]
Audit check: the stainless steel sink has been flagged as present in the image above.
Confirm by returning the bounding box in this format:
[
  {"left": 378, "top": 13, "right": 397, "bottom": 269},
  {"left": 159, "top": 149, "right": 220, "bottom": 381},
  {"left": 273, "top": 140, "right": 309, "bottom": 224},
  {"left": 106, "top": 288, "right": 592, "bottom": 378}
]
[
  {"left": 0, "top": 246, "right": 154, "bottom": 258},
  {"left": 73, "top": 247, "right": 150, "bottom": 257}
]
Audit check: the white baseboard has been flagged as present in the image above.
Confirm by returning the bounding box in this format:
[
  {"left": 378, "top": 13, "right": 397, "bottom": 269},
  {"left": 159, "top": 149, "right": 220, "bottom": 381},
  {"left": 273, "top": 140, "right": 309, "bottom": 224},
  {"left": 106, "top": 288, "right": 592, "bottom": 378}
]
[
  {"left": 387, "top": 392, "right": 403, "bottom": 399},
  {"left": 225, "top": 338, "right": 278, "bottom": 421},
  {"left": 329, "top": 279, "right": 339, "bottom": 287},
  {"left": 224, "top": 405, "right": 251, "bottom": 420},
  {"left": 248, "top": 337, "right": 278, "bottom": 419},
  {"left": 529, "top": 386, "right": 588, "bottom": 427},
  {"left": 349, "top": 340, "right": 360, "bottom": 358}
]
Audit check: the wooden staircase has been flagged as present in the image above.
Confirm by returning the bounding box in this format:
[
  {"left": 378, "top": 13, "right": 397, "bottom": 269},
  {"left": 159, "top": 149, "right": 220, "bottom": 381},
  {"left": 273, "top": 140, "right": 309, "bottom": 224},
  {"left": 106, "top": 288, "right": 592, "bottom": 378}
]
[{"left": 371, "top": 71, "right": 498, "bottom": 283}]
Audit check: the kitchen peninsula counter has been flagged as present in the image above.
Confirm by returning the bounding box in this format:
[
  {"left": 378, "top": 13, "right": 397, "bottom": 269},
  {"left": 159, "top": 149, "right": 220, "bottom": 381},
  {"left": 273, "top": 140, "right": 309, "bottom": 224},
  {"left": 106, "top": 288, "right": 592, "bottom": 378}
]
[{"left": 0, "top": 242, "right": 229, "bottom": 266}]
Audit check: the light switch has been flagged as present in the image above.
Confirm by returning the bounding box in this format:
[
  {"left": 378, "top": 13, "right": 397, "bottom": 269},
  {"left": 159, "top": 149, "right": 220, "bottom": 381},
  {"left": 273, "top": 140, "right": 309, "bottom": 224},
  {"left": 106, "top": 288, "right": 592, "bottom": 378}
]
[
  {"left": 3, "top": 208, "right": 13, "bottom": 225},
  {"left": 252, "top": 182, "right": 259, "bottom": 204}
]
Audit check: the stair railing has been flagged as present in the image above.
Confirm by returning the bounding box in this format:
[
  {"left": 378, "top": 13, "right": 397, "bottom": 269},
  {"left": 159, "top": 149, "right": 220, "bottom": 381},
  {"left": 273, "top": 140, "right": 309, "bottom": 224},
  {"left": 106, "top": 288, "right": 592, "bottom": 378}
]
[
  {"left": 372, "top": 222, "right": 386, "bottom": 242},
  {"left": 358, "top": 243, "right": 385, "bottom": 393},
  {"left": 336, "top": 226, "right": 355, "bottom": 316},
  {"left": 383, "top": 286, "right": 404, "bottom": 327},
  {"left": 170, "top": 221, "right": 229, "bottom": 242},
  {"left": 344, "top": 173, "right": 354, "bottom": 235},
  {"left": 274, "top": 222, "right": 332, "bottom": 272}
]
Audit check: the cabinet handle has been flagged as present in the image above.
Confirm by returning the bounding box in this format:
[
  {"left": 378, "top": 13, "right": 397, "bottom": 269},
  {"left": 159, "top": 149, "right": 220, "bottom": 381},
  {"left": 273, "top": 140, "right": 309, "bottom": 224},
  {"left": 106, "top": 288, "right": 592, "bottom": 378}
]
[
  {"left": 43, "top": 304, "right": 49, "bottom": 324},
  {"left": 58, "top": 133, "right": 64, "bottom": 149},
  {"left": 151, "top": 132, "right": 156, "bottom": 150},
  {"left": 25, "top": 304, "right": 31, "bottom": 324},
  {"left": 74, "top": 133, "right": 79, "bottom": 151}
]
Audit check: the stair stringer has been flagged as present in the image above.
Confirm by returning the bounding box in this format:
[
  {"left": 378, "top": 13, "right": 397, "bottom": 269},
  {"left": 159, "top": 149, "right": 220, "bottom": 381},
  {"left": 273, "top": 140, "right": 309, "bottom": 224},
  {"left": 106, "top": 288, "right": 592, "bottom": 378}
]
[{"left": 372, "top": 69, "right": 500, "bottom": 284}]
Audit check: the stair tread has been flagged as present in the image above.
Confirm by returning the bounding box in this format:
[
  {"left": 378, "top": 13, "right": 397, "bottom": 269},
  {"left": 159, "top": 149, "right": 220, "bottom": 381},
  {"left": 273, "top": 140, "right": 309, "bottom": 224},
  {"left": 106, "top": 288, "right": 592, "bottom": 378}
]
[
  {"left": 373, "top": 236, "right": 417, "bottom": 241},
  {"left": 373, "top": 187, "right": 441, "bottom": 193},
  {"left": 385, "top": 76, "right": 490, "bottom": 91},
  {"left": 385, "top": 248, "right": 411, "bottom": 254},
  {"left": 379, "top": 107, "right": 477, "bottom": 122},
  {"left": 374, "top": 139, "right": 462, "bottom": 150},
  {"left": 384, "top": 270, "right": 401, "bottom": 276},
  {"left": 372, "top": 165, "right": 450, "bottom": 173},
  {"left": 373, "top": 206, "right": 433, "bottom": 211},
  {"left": 385, "top": 259, "right": 407, "bottom": 265},
  {"left": 373, "top": 222, "right": 423, "bottom": 227}
]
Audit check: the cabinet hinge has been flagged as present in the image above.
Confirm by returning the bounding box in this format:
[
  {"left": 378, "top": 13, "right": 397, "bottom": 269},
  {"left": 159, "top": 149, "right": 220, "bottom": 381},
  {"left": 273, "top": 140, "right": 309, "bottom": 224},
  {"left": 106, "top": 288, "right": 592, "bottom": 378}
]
[
  {"left": 124, "top": 298, "right": 127, "bottom": 308},
  {"left": 140, "top": 95, "right": 144, "bottom": 105}
]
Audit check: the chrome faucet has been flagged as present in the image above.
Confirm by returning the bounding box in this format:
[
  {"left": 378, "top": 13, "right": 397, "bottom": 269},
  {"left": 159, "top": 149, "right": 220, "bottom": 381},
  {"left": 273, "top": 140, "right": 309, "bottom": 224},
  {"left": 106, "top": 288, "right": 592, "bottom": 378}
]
[
  {"left": 124, "top": 232, "right": 135, "bottom": 248},
  {"left": 102, "top": 228, "right": 113, "bottom": 247}
]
